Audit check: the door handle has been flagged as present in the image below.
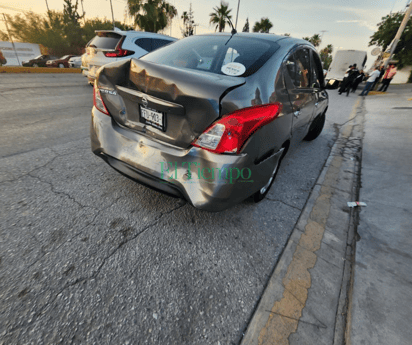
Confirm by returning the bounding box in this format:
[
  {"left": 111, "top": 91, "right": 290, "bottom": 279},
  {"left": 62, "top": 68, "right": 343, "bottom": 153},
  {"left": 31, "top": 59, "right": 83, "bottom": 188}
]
[
  {"left": 315, "top": 102, "right": 319, "bottom": 107},
  {"left": 294, "top": 110, "right": 301, "bottom": 117}
]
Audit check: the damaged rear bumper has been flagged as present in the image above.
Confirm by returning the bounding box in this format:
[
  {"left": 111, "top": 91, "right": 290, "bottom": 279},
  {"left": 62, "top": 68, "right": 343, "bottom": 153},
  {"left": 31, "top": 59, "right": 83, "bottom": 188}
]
[{"left": 91, "top": 107, "right": 283, "bottom": 211}]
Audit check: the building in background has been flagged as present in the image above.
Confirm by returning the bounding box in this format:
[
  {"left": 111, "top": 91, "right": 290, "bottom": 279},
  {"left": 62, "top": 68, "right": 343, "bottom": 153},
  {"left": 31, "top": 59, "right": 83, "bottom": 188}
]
[{"left": 0, "top": 42, "right": 41, "bottom": 66}]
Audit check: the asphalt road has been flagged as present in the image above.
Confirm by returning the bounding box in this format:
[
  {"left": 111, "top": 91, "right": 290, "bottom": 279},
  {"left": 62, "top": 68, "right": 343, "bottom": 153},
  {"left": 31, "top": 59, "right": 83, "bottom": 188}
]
[{"left": 0, "top": 74, "right": 358, "bottom": 344}]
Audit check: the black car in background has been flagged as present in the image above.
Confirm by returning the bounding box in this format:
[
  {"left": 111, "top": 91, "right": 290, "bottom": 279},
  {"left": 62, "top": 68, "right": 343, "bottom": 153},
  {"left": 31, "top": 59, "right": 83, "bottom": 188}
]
[
  {"left": 22, "top": 55, "right": 58, "bottom": 67},
  {"left": 91, "top": 33, "right": 329, "bottom": 211}
]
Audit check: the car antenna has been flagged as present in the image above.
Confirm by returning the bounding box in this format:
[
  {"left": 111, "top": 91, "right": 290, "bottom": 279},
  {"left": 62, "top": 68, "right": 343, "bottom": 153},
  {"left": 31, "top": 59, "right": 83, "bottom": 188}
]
[
  {"left": 227, "top": 17, "right": 237, "bottom": 36},
  {"left": 224, "top": 17, "right": 237, "bottom": 45}
]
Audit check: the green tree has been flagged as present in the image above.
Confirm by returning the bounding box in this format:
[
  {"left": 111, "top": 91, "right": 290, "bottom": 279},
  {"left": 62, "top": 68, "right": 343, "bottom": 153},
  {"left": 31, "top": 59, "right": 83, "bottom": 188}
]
[
  {"left": 242, "top": 18, "right": 249, "bottom": 32},
  {"left": 252, "top": 18, "right": 273, "bottom": 33},
  {"left": 0, "top": 9, "right": 132, "bottom": 56},
  {"left": 319, "top": 44, "right": 333, "bottom": 69},
  {"left": 82, "top": 18, "right": 133, "bottom": 43},
  {"left": 181, "top": 3, "right": 196, "bottom": 37},
  {"left": 303, "top": 34, "right": 321, "bottom": 47},
  {"left": 62, "top": 0, "right": 84, "bottom": 54},
  {"left": 369, "top": 11, "right": 412, "bottom": 68},
  {"left": 209, "top": 1, "right": 232, "bottom": 32},
  {"left": 127, "top": 0, "right": 177, "bottom": 33},
  {"left": 0, "top": 11, "right": 72, "bottom": 56}
]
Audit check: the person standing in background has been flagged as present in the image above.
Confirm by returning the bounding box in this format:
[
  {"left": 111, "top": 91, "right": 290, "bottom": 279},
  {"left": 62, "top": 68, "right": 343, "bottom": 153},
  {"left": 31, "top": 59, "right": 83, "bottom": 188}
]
[
  {"left": 352, "top": 69, "right": 365, "bottom": 92},
  {"left": 372, "top": 65, "right": 385, "bottom": 90},
  {"left": 360, "top": 66, "right": 381, "bottom": 96},
  {"left": 378, "top": 64, "right": 397, "bottom": 92},
  {"left": 339, "top": 64, "right": 359, "bottom": 96},
  {"left": 0, "top": 50, "right": 7, "bottom": 66}
]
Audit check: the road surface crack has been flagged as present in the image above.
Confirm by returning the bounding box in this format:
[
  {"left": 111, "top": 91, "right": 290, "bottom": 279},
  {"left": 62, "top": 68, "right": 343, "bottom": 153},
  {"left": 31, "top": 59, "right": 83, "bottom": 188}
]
[
  {"left": 5, "top": 201, "right": 187, "bottom": 336},
  {"left": 265, "top": 198, "right": 302, "bottom": 211}
]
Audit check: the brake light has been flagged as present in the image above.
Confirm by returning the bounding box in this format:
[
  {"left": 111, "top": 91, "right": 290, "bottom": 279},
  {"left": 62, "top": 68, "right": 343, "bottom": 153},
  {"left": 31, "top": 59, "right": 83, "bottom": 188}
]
[
  {"left": 193, "top": 103, "right": 283, "bottom": 154},
  {"left": 104, "top": 36, "right": 134, "bottom": 57},
  {"left": 93, "top": 85, "right": 110, "bottom": 116},
  {"left": 104, "top": 49, "right": 135, "bottom": 57}
]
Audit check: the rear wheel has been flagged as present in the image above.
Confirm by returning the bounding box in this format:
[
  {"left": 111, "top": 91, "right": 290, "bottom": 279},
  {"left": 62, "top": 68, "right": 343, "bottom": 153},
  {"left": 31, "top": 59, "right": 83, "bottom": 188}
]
[
  {"left": 33, "top": 63, "right": 39, "bottom": 68},
  {"left": 58, "top": 63, "right": 64, "bottom": 68},
  {"left": 304, "top": 113, "right": 325, "bottom": 141},
  {"left": 253, "top": 148, "right": 286, "bottom": 203}
]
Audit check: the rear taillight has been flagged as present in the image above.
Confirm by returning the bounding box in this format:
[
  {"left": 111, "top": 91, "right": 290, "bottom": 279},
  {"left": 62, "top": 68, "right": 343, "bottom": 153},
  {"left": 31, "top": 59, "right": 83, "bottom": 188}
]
[
  {"left": 193, "top": 103, "right": 283, "bottom": 154},
  {"left": 93, "top": 85, "right": 110, "bottom": 116},
  {"left": 104, "top": 36, "right": 135, "bottom": 57},
  {"left": 104, "top": 49, "right": 135, "bottom": 57}
]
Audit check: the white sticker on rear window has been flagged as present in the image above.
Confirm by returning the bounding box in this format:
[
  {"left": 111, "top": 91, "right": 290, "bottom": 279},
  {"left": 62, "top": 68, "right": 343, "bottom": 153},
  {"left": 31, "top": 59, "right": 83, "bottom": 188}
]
[{"left": 221, "top": 62, "right": 246, "bottom": 76}]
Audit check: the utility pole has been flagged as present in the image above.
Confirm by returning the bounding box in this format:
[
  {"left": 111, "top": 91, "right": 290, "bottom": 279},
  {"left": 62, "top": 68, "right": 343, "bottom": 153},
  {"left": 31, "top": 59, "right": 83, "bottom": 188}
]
[
  {"left": 235, "top": 0, "right": 240, "bottom": 30},
  {"left": 81, "top": 0, "right": 86, "bottom": 24},
  {"left": 384, "top": 2, "right": 412, "bottom": 68},
  {"left": 45, "top": 0, "right": 50, "bottom": 12},
  {"left": 109, "top": 0, "right": 115, "bottom": 30},
  {"left": 2, "top": 13, "right": 20, "bottom": 66}
]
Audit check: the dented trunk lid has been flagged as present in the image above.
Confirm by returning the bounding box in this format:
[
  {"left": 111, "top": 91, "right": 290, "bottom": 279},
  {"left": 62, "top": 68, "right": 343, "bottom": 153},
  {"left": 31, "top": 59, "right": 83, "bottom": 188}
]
[{"left": 98, "top": 59, "right": 245, "bottom": 149}]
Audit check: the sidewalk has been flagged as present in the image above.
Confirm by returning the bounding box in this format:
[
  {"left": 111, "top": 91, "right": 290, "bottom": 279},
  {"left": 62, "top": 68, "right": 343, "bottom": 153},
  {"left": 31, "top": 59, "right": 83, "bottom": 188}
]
[
  {"left": 241, "top": 97, "right": 364, "bottom": 345},
  {"left": 348, "top": 85, "right": 412, "bottom": 344},
  {"left": 240, "top": 84, "right": 412, "bottom": 345}
]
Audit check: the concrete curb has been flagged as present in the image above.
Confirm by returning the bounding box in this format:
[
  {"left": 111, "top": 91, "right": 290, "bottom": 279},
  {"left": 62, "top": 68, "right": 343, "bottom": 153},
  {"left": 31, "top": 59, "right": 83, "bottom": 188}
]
[
  {"left": 240, "top": 99, "right": 365, "bottom": 345},
  {"left": 0, "top": 67, "right": 82, "bottom": 74}
]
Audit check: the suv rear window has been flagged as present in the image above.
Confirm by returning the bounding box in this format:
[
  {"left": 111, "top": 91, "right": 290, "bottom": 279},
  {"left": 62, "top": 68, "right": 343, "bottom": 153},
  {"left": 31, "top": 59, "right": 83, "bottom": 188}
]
[
  {"left": 88, "top": 32, "right": 122, "bottom": 50},
  {"left": 135, "top": 38, "right": 174, "bottom": 52},
  {"left": 140, "top": 35, "right": 279, "bottom": 77}
]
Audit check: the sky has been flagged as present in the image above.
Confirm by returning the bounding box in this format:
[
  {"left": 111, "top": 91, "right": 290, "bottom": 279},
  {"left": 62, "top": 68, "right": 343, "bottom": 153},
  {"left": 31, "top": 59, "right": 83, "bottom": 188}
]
[{"left": 0, "top": 0, "right": 410, "bottom": 68}]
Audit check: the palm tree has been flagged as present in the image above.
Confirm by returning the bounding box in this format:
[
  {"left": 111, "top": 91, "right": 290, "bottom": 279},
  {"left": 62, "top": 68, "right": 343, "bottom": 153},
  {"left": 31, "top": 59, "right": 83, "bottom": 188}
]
[
  {"left": 127, "top": 0, "right": 177, "bottom": 33},
  {"left": 310, "top": 34, "right": 321, "bottom": 47},
  {"left": 209, "top": 1, "right": 232, "bottom": 32},
  {"left": 242, "top": 18, "right": 249, "bottom": 32},
  {"left": 302, "top": 34, "right": 322, "bottom": 47},
  {"left": 181, "top": 3, "right": 195, "bottom": 37},
  {"left": 252, "top": 18, "right": 273, "bottom": 33},
  {"left": 325, "top": 44, "right": 333, "bottom": 54}
]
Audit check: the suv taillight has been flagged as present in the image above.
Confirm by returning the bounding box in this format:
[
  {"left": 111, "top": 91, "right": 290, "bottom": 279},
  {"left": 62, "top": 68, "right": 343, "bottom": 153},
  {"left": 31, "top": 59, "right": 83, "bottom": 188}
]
[
  {"left": 193, "top": 103, "right": 283, "bottom": 154},
  {"left": 104, "top": 36, "right": 135, "bottom": 57}
]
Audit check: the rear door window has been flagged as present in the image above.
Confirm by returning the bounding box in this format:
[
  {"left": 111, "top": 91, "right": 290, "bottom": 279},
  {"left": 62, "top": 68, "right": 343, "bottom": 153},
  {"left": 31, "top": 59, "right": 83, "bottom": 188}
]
[
  {"left": 152, "top": 39, "right": 173, "bottom": 51},
  {"left": 88, "top": 32, "right": 122, "bottom": 50},
  {"left": 310, "top": 50, "right": 325, "bottom": 88},
  {"left": 284, "top": 48, "right": 312, "bottom": 88},
  {"left": 135, "top": 38, "right": 152, "bottom": 52},
  {"left": 294, "top": 48, "right": 311, "bottom": 88}
]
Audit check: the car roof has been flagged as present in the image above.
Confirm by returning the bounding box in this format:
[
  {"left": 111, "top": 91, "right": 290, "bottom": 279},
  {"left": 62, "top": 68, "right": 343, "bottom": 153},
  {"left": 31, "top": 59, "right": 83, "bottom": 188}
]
[
  {"left": 94, "top": 30, "right": 177, "bottom": 40},
  {"left": 195, "top": 32, "right": 313, "bottom": 48}
]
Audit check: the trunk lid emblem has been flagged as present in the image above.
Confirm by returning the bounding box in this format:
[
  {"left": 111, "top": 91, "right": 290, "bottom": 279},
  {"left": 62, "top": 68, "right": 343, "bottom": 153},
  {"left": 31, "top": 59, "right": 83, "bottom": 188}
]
[{"left": 142, "top": 96, "right": 148, "bottom": 108}]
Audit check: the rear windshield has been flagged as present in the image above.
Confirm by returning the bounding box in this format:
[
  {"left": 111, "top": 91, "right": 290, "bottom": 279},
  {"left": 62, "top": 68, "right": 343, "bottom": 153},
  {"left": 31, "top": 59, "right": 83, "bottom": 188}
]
[
  {"left": 140, "top": 35, "right": 279, "bottom": 77},
  {"left": 88, "top": 32, "right": 122, "bottom": 50}
]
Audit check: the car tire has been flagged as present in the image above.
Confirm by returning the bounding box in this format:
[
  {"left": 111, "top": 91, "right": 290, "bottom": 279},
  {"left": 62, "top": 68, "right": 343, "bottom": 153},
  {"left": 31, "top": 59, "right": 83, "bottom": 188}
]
[
  {"left": 253, "top": 148, "right": 285, "bottom": 203},
  {"left": 33, "top": 63, "right": 39, "bottom": 68},
  {"left": 59, "top": 63, "right": 64, "bottom": 68},
  {"left": 304, "top": 112, "right": 326, "bottom": 141}
]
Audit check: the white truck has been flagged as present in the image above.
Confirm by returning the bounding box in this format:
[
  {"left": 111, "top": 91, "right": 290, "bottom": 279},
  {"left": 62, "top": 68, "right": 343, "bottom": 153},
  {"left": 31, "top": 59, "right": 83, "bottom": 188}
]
[{"left": 326, "top": 50, "right": 367, "bottom": 88}]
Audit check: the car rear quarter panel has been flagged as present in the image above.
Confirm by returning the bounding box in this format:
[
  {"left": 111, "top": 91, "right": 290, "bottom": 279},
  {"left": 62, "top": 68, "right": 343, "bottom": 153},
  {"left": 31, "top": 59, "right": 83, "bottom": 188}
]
[{"left": 220, "top": 50, "right": 293, "bottom": 161}]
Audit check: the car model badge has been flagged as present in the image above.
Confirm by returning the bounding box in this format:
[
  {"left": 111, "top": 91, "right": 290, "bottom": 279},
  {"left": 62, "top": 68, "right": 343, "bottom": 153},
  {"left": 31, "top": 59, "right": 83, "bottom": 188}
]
[{"left": 142, "top": 96, "right": 148, "bottom": 108}]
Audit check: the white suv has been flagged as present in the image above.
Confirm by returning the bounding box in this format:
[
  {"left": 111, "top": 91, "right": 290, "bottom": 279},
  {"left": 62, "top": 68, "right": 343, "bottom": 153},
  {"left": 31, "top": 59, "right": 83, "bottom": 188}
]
[{"left": 82, "top": 29, "right": 177, "bottom": 84}]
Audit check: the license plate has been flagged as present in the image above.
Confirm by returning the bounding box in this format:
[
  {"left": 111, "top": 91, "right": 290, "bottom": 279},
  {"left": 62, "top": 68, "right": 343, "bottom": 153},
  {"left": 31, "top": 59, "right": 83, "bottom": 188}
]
[{"left": 140, "top": 106, "right": 165, "bottom": 131}]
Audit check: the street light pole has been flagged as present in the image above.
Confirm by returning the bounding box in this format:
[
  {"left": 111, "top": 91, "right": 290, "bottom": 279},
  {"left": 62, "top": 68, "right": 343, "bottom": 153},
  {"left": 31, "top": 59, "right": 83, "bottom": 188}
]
[
  {"left": 2, "top": 13, "right": 20, "bottom": 66},
  {"left": 384, "top": 3, "right": 412, "bottom": 68},
  {"left": 109, "top": 0, "right": 115, "bottom": 30},
  {"left": 235, "top": 0, "right": 240, "bottom": 30}
]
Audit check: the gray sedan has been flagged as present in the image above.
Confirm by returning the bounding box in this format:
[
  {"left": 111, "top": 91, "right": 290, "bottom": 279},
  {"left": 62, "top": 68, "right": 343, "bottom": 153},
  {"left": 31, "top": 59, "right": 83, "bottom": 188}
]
[{"left": 90, "top": 33, "right": 328, "bottom": 211}]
